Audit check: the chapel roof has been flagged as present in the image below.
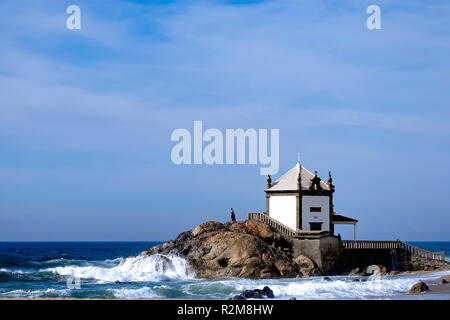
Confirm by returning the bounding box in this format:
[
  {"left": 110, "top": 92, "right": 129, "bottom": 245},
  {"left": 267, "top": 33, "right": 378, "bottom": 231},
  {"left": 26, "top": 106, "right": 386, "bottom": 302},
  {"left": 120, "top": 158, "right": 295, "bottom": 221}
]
[{"left": 266, "top": 163, "right": 331, "bottom": 192}]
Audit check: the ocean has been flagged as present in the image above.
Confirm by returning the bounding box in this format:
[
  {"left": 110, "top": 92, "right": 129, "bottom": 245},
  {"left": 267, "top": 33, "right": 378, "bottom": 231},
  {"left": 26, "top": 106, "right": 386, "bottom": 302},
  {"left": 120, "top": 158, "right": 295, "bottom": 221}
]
[{"left": 0, "top": 241, "right": 449, "bottom": 300}]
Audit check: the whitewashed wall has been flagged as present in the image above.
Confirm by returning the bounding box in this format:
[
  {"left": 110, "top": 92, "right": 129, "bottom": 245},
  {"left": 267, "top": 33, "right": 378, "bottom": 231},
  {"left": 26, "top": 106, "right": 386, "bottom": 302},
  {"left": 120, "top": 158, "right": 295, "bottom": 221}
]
[
  {"left": 301, "top": 196, "right": 330, "bottom": 231},
  {"left": 269, "top": 195, "right": 296, "bottom": 230}
]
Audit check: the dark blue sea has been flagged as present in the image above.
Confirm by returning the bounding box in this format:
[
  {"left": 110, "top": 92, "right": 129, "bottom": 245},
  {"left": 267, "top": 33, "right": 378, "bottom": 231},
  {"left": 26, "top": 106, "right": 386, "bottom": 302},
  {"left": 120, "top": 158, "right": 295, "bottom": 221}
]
[{"left": 0, "top": 241, "right": 449, "bottom": 299}]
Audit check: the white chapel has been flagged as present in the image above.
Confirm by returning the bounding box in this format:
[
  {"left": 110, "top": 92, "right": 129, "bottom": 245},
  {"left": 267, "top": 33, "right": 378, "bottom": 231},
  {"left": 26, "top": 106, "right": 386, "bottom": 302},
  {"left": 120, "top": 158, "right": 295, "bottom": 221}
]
[{"left": 264, "top": 160, "right": 358, "bottom": 239}]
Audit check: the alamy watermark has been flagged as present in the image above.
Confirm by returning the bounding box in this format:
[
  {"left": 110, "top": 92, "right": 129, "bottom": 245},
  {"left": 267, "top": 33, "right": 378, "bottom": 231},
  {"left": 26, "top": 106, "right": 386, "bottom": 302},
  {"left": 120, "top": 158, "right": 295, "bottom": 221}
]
[
  {"left": 170, "top": 121, "right": 279, "bottom": 175},
  {"left": 65, "top": 5, "right": 381, "bottom": 32},
  {"left": 367, "top": 5, "right": 381, "bottom": 30},
  {"left": 66, "top": 5, "right": 81, "bottom": 30},
  {"left": 365, "top": 265, "right": 383, "bottom": 291},
  {"left": 66, "top": 276, "right": 81, "bottom": 289}
]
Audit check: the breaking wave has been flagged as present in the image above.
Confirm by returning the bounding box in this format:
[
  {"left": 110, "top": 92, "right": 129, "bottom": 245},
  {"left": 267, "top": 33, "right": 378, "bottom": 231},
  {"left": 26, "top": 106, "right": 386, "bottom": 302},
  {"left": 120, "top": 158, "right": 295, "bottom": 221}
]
[
  {"left": 0, "top": 288, "right": 70, "bottom": 298},
  {"left": 44, "top": 254, "right": 193, "bottom": 283}
]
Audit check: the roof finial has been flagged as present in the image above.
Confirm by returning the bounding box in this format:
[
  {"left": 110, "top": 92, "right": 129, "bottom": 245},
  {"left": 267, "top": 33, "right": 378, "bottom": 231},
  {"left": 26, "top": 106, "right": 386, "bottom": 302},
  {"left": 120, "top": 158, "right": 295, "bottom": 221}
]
[
  {"left": 266, "top": 174, "right": 272, "bottom": 189},
  {"left": 296, "top": 152, "right": 302, "bottom": 174},
  {"left": 328, "top": 171, "right": 335, "bottom": 192}
]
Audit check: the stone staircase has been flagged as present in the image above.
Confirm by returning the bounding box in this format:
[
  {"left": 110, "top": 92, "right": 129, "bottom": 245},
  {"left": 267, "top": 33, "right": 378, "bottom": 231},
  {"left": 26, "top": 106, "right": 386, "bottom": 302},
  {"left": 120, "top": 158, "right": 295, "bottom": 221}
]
[{"left": 248, "top": 212, "right": 297, "bottom": 238}]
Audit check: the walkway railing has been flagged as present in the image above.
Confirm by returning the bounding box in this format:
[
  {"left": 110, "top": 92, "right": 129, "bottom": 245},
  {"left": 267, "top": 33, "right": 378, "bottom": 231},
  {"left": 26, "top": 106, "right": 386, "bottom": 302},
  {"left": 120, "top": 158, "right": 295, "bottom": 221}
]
[
  {"left": 247, "top": 212, "right": 297, "bottom": 238},
  {"left": 341, "top": 240, "right": 398, "bottom": 249},
  {"left": 342, "top": 240, "right": 446, "bottom": 261},
  {"left": 397, "top": 240, "right": 446, "bottom": 261}
]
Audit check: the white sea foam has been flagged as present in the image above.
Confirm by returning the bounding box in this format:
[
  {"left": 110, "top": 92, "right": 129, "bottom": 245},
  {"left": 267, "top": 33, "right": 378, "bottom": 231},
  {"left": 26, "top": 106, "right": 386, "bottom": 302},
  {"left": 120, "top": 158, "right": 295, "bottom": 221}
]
[
  {"left": 0, "top": 288, "right": 70, "bottom": 298},
  {"left": 262, "top": 278, "right": 418, "bottom": 299},
  {"left": 0, "top": 268, "right": 26, "bottom": 274},
  {"left": 2, "top": 269, "right": 449, "bottom": 299},
  {"left": 179, "top": 270, "right": 450, "bottom": 300},
  {"left": 112, "top": 287, "right": 158, "bottom": 299},
  {"left": 44, "top": 254, "right": 193, "bottom": 283},
  {"left": 101, "top": 276, "right": 425, "bottom": 299},
  {"left": 107, "top": 273, "right": 447, "bottom": 299}
]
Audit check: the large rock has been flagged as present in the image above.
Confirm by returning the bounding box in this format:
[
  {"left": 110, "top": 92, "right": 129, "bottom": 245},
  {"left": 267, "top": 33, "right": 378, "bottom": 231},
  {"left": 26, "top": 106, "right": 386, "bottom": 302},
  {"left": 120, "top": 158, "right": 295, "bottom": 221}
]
[
  {"left": 347, "top": 266, "right": 388, "bottom": 277},
  {"left": 229, "top": 220, "right": 290, "bottom": 248},
  {"left": 294, "top": 255, "right": 320, "bottom": 277},
  {"left": 233, "top": 286, "right": 274, "bottom": 300},
  {"left": 364, "top": 265, "right": 387, "bottom": 276},
  {"left": 141, "top": 220, "right": 298, "bottom": 279},
  {"left": 275, "top": 259, "right": 298, "bottom": 277},
  {"left": 406, "top": 282, "right": 429, "bottom": 294},
  {"left": 348, "top": 267, "right": 362, "bottom": 276},
  {"left": 440, "top": 275, "right": 450, "bottom": 284}
]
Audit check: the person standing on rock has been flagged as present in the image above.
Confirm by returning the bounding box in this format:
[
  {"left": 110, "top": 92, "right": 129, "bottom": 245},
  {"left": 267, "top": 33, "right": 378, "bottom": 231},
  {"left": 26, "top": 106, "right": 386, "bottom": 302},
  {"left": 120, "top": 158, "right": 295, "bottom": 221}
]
[{"left": 230, "top": 208, "right": 236, "bottom": 222}]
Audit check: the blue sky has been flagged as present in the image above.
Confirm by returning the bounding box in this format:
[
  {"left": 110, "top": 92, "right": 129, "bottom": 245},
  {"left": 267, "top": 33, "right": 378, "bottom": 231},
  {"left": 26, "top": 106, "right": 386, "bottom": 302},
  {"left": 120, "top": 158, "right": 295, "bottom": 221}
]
[{"left": 0, "top": 0, "right": 449, "bottom": 241}]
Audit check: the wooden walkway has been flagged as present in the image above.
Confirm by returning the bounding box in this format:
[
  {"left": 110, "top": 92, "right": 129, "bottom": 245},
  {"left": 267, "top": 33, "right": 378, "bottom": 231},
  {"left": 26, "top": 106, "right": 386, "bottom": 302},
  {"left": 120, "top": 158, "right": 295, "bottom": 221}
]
[{"left": 248, "top": 212, "right": 446, "bottom": 262}]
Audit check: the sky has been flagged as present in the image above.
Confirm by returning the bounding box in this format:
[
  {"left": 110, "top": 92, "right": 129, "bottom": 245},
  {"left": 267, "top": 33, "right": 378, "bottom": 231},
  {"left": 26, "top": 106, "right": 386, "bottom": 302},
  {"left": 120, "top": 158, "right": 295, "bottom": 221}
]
[{"left": 0, "top": 0, "right": 449, "bottom": 241}]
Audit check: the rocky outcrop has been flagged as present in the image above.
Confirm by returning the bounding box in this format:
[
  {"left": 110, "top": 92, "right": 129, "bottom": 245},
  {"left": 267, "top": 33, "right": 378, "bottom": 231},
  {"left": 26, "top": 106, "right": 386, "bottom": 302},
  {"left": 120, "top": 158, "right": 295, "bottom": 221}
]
[
  {"left": 141, "top": 220, "right": 299, "bottom": 279},
  {"left": 410, "top": 255, "right": 450, "bottom": 272},
  {"left": 140, "top": 220, "right": 448, "bottom": 279},
  {"left": 406, "top": 282, "right": 429, "bottom": 294},
  {"left": 233, "top": 286, "right": 274, "bottom": 300}
]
